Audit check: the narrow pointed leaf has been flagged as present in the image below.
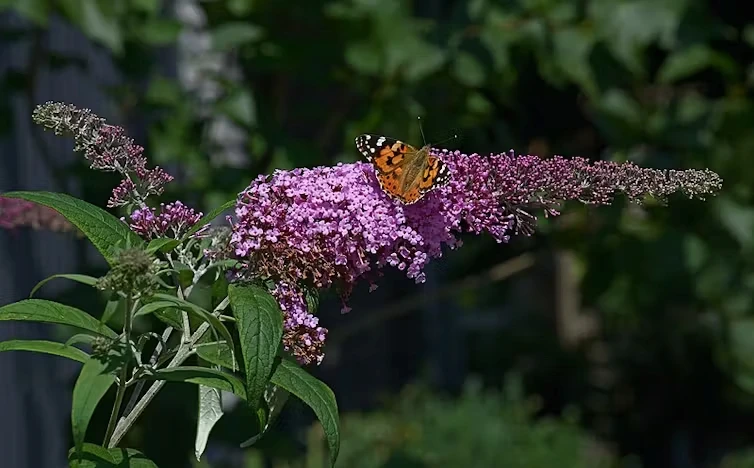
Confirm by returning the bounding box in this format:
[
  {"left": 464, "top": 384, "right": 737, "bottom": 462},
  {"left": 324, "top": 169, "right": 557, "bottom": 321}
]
[
  {"left": 271, "top": 359, "right": 340, "bottom": 466},
  {"left": 240, "top": 383, "right": 290, "bottom": 448},
  {"left": 100, "top": 296, "right": 122, "bottom": 324},
  {"left": 154, "top": 308, "right": 183, "bottom": 330},
  {"left": 151, "top": 293, "right": 234, "bottom": 355},
  {"left": 195, "top": 341, "right": 236, "bottom": 369},
  {"left": 195, "top": 384, "right": 224, "bottom": 461},
  {"left": 68, "top": 444, "right": 158, "bottom": 467},
  {"left": 134, "top": 300, "right": 177, "bottom": 317},
  {"left": 144, "top": 366, "right": 247, "bottom": 399},
  {"left": 2, "top": 191, "right": 143, "bottom": 265},
  {"left": 30, "top": 273, "right": 98, "bottom": 297},
  {"left": 66, "top": 334, "right": 97, "bottom": 347},
  {"left": 68, "top": 443, "right": 115, "bottom": 467},
  {"left": 228, "top": 284, "right": 283, "bottom": 412},
  {"left": 0, "top": 339, "right": 89, "bottom": 363},
  {"left": 72, "top": 359, "right": 116, "bottom": 455},
  {"left": 181, "top": 198, "right": 235, "bottom": 241},
  {"left": 0, "top": 299, "right": 118, "bottom": 338},
  {"left": 146, "top": 238, "right": 180, "bottom": 254}
]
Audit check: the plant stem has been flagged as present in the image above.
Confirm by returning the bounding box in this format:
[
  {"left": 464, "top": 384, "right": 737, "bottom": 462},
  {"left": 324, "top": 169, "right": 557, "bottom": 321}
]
[
  {"left": 122, "top": 326, "right": 175, "bottom": 416},
  {"left": 109, "top": 255, "right": 217, "bottom": 447},
  {"left": 103, "top": 297, "right": 136, "bottom": 446},
  {"left": 107, "top": 321, "right": 211, "bottom": 448}
]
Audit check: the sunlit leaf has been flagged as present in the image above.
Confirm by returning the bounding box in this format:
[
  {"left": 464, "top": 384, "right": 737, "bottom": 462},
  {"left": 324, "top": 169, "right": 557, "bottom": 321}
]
[
  {"left": 0, "top": 299, "right": 118, "bottom": 338},
  {"left": 195, "top": 384, "right": 224, "bottom": 461},
  {"left": 144, "top": 366, "right": 246, "bottom": 399},
  {"left": 0, "top": 339, "right": 89, "bottom": 363},
  {"left": 1, "top": 192, "right": 143, "bottom": 266},
  {"left": 68, "top": 443, "right": 158, "bottom": 467},
  {"left": 30, "top": 273, "right": 98, "bottom": 297},
  {"left": 270, "top": 359, "right": 340, "bottom": 466},
  {"left": 228, "top": 284, "right": 283, "bottom": 411},
  {"left": 72, "top": 359, "right": 116, "bottom": 455},
  {"left": 211, "top": 22, "right": 263, "bottom": 51}
]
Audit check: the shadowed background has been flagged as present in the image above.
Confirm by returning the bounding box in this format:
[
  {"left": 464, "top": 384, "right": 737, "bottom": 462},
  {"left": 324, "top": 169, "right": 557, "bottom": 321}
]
[{"left": 0, "top": 1, "right": 749, "bottom": 467}]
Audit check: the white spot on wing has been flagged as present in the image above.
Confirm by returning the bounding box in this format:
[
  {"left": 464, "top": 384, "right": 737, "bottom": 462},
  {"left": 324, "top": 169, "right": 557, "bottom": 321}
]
[{"left": 376, "top": 136, "right": 385, "bottom": 146}]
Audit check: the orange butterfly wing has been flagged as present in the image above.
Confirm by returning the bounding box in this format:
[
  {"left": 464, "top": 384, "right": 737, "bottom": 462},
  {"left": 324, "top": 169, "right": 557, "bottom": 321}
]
[{"left": 355, "top": 134, "right": 451, "bottom": 204}]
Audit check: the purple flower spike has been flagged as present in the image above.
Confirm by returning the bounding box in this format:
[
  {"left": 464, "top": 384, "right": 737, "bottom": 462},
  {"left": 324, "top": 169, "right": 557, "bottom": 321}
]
[
  {"left": 229, "top": 149, "right": 722, "bottom": 365},
  {"left": 32, "top": 102, "right": 175, "bottom": 209},
  {"left": 129, "top": 201, "right": 206, "bottom": 239},
  {"left": 85, "top": 125, "right": 147, "bottom": 173},
  {"left": 272, "top": 282, "right": 327, "bottom": 366}
]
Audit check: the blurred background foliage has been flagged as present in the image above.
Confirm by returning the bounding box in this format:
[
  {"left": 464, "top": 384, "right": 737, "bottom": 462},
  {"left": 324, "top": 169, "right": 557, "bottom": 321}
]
[{"left": 1, "top": 0, "right": 753, "bottom": 467}]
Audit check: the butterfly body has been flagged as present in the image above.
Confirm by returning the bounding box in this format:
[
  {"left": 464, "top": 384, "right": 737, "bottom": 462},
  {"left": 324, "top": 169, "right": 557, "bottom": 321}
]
[{"left": 355, "top": 134, "right": 451, "bottom": 204}]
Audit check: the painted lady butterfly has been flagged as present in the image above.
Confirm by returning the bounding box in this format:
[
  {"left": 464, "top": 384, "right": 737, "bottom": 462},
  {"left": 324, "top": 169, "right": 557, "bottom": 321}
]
[{"left": 355, "top": 134, "right": 452, "bottom": 204}]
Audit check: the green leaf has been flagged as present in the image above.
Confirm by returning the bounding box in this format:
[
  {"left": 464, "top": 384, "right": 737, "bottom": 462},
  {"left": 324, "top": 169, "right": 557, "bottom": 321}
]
[
  {"left": 181, "top": 198, "right": 235, "bottom": 241},
  {"left": 58, "top": 0, "right": 123, "bottom": 54},
  {"left": 271, "top": 359, "right": 340, "bottom": 466},
  {"left": 134, "top": 19, "right": 183, "bottom": 45},
  {"left": 552, "top": 27, "right": 597, "bottom": 95},
  {"left": 66, "top": 334, "right": 97, "bottom": 347},
  {"left": 145, "top": 366, "right": 247, "bottom": 399},
  {"left": 0, "top": 339, "right": 89, "bottom": 363},
  {"left": 0, "top": 0, "right": 50, "bottom": 25},
  {"left": 133, "top": 300, "right": 176, "bottom": 318},
  {"left": 152, "top": 293, "right": 234, "bottom": 355},
  {"left": 228, "top": 284, "right": 284, "bottom": 411},
  {"left": 0, "top": 299, "right": 118, "bottom": 338},
  {"left": 345, "top": 41, "right": 382, "bottom": 75},
  {"left": 657, "top": 45, "right": 737, "bottom": 84},
  {"left": 68, "top": 443, "right": 158, "bottom": 468},
  {"left": 211, "top": 22, "right": 264, "bottom": 51},
  {"left": 30, "top": 273, "right": 98, "bottom": 297},
  {"left": 145, "top": 76, "right": 183, "bottom": 106},
  {"left": 146, "top": 238, "right": 180, "bottom": 254},
  {"left": 154, "top": 308, "right": 183, "bottom": 330},
  {"left": 195, "top": 341, "right": 236, "bottom": 369},
  {"left": 101, "top": 296, "right": 122, "bottom": 325},
  {"left": 589, "top": 1, "right": 681, "bottom": 74},
  {"left": 217, "top": 88, "right": 256, "bottom": 128},
  {"left": 717, "top": 197, "right": 754, "bottom": 249},
  {"left": 69, "top": 443, "right": 115, "bottom": 467},
  {"left": 195, "top": 384, "right": 224, "bottom": 461},
  {"left": 128, "top": 0, "right": 159, "bottom": 14},
  {"left": 452, "top": 52, "right": 486, "bottom": 87},
  {"left": 72, "top": 359, "right": 117, "bottom": 455},
  {"left": 1, "top": 192, "right": 144, "bottom": 266},
  {"left": 228, "top": 0, "right": 254, "bottom": 16},
  {"left": 599, "top": 89, "right": 642, "bottom": 127},
  {"left": 729, "top": 318, "right": 754, "bottom": 393},
  {"left": 240, "top": 383, "right": 290, "bottom": 448}
]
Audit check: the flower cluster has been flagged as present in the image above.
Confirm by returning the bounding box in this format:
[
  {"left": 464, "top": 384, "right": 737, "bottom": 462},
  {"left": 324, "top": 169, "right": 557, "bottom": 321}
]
[
  {"left": 229, "top": 149, "right": 722, "bottom": 365},
  {"left": 0, "top": 197, "right": 78, "bottom": 234},
  {"left": 271, "top": 282, "right": 327, "bottom": 365},
  {"left": 96, "top": 248, "right": 164, "bottom": 298},
  {"left": 32, "top": 102, "right": 173, "bottom": 209},
  {"left": 128, "top": 201, "right": 206, "bottom": 240},
  {"left": 32, "top": 103, "right": 208, "bottom": 242},
  {"left": 443, "top": 149, "right": 723, "bottom": 233}
]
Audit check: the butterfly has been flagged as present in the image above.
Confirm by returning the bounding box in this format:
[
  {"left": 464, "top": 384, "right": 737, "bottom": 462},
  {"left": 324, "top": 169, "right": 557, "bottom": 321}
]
[{"left": 355, "top": 134, "right": 452, "bottom": 204}]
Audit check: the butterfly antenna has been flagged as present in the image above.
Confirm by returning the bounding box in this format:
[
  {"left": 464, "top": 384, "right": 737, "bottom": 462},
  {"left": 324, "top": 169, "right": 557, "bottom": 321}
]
[
  {"left": 434, "top": 133, "right": 459, "bottom": 147},
  {"left": 417, "top": 116, "right": 428, "bottom": 145}
]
